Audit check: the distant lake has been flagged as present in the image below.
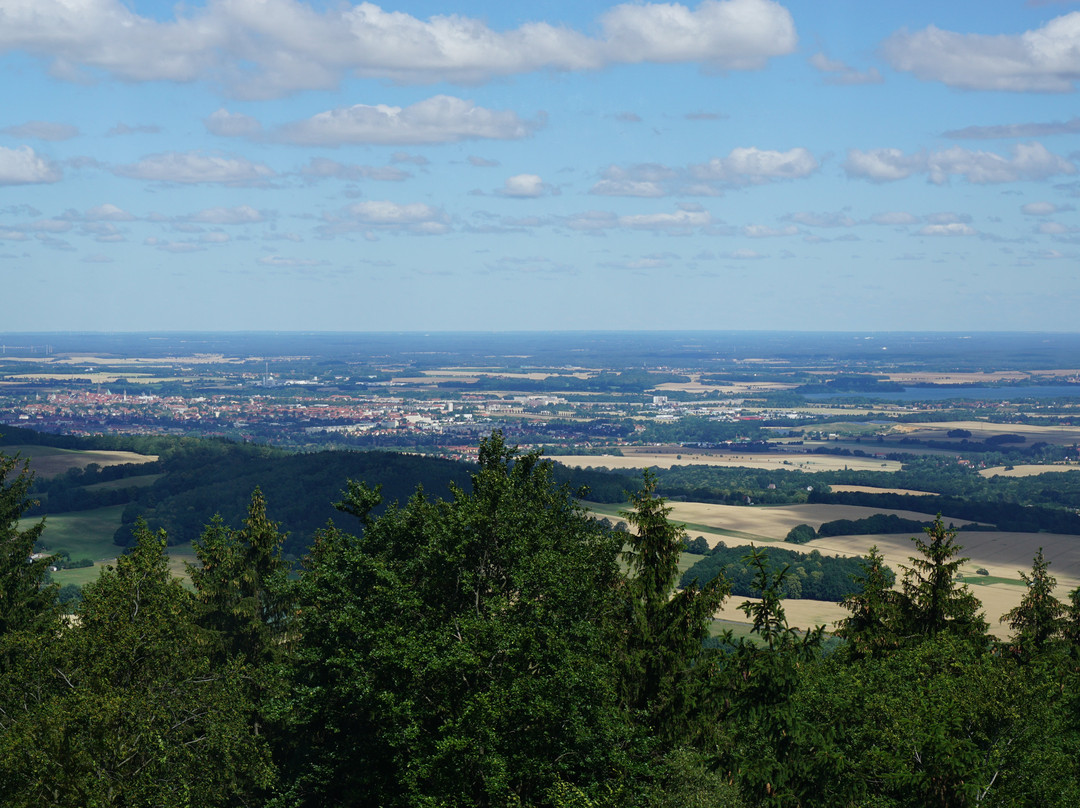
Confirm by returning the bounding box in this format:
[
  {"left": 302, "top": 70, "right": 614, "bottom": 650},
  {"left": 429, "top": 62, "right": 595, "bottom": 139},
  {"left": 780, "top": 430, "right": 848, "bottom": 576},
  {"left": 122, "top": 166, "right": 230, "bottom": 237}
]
[{"left": 805, "top": 385, "right": 1080, "bottom": 402}]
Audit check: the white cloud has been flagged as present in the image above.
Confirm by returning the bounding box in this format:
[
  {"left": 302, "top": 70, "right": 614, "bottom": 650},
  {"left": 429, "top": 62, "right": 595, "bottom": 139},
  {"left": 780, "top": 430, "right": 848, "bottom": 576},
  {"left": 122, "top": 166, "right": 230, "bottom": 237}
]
[
  {"left": 498, "top": 174, "right": 551, "bottom": 198},
  {"left": 743, "top": 224, "right": 799, "bottom": 237},
  {"left": 808, "top": 52, "right": 883, "bottom": 85},
  {"left": 883, "top": 12, "right": 1080, "bottom": 92},
  {"left": 918, "top": 223, "right": 977, "bottom": 236},
  {"left": 945, "top": 117, "right": 1080, "bottom": 139},
  {"left": 1038, "top": 221, "right": 1077, "bottom": 234},
  {"left": 598, "top": 0, "right": 796, "bottom": 69},
  {"left": 787, "top": 211, "right": 857, "bottom": 228},
  {"left": 186, "top": 205, "right": 266, "bottom": 224},
  {"left": 106, "top": 122, "right": 161, "bottom": 137},
  {"left": 0, "top": 120, "right": 79, "bottom": 140},
  {"left": 870, "top": 211, "right": 919, "bottom": 225},
  {"left": 0, "top": 145, "right": 62, "bottom": 185},
  {"left": 321, "top": 200, "right": 450, "bottom": 235},
  {"left": 468, "top": 155, "right": 500, "bottom": 167},
  {"left": 114, "top": 151, "right": 275, "bottom": 184},
  {"left": 0, "top": 0, "right": 795, "bottom": 98},
  {"left": 845, "top": 143, "right": 1075, "bottom": 184},
  {"left": 843, "top": 148, "right": 926, "bottom": 182},
  {"left": 276, "top": 96, "right": 542, "bottom": 146},
  {"left": 258, "top": 255, "right": 328, "bottom": 268},
  {"left": 690, "top": 147, "right": 818, "bottom": 184},
  {"left": 61, "top": 203, "right": 136, "bottom": 222},
  {"left": 205, "top": 108, "right": 263, "bottom": 138},
  {"left": 300, "top": 158, "right": 409, "bottom": 182},
  {"left": 1021, "top": 201, "right": 1061, "bottom": 215}
]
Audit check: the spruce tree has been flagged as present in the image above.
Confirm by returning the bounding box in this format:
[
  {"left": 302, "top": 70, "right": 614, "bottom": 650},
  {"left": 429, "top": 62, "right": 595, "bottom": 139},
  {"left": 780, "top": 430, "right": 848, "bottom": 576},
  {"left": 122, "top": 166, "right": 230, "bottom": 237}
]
[
  {"left": 898, "top": 516, "right": 986, "bottom": 642},
  {"left": 0, "top": 452, "right": 57, "bottom": 638},
  {"left": 1003, "top": 547, "right": 1065, "bottom": 658}
]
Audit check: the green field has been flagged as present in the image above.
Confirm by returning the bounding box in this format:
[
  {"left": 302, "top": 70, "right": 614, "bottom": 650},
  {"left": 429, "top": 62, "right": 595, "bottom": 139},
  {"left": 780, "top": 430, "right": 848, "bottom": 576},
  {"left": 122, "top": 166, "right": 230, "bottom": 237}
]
[
  {"left": 961, "top": 575, "right": 1026, "bottom": 587},
  {"left": 23, "top": 504, "right": 127, "bottom": 561},
  {"left": 23, "top": 505, "right": 196, "bottom": 588},
  {"left": 81, "top": 473, "right": 164, "bottom": 491}
]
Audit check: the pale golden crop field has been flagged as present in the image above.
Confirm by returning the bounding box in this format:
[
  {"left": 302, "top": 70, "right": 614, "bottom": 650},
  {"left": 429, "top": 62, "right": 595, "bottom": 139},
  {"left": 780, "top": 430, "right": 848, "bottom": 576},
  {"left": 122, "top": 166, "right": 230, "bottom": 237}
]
[
  {"left": 891, "top": 420, "right": 1080, "bottom": 446},
  {"left": 553, "top": 453, "right": 902, "bottom": 473},
  {"left": 6, "top": 446, "right": 159, "bottom": 477},
  {"left": 980, "top": 464, "right": 1080, "bottom": 478},
  {"left": 664, "top": 502, "right": 976, "bottom": 541},
  {"left": 830, "top": 484, "right": 936, "bottom": 496}
]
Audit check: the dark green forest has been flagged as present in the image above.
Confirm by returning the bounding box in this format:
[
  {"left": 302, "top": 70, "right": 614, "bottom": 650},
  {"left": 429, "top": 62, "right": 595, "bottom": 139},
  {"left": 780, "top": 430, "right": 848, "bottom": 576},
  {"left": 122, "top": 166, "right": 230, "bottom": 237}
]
[{"left": 3, "top": 433, "right": 1080, "bottom": 806}]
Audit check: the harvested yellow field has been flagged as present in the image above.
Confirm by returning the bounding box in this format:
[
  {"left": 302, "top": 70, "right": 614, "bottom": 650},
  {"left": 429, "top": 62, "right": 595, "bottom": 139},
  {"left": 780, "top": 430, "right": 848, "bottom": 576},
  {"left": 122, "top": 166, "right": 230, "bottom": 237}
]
[
  {"left": 705, "top": 529, "right": 1080, "bottom": 638},
  {"left": 830, "top": 484, "right": 936, "bottom": 496},
  {"left": 891, "top": 420, "right": 1080, "bottom": 445},
  {"left": 553, "top": 453, "right": 901, "bottom": 473},
  {"left": 7, "top": 446, "right": 159, "bottom": 477},
  {"left": 795, "top": 530, "right": 1080, "bottom": 638},
  {"left": 980, "top": 464, "right": 1080, "bottom": 478},
  {"left": 665, "top": 502, "right": 974, "bottom": 541}
]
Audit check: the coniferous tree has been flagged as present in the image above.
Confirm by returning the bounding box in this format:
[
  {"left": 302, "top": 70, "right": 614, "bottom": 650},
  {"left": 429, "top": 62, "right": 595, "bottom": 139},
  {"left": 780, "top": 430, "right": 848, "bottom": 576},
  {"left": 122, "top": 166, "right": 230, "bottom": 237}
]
[
  {"left": 620, "top": 471, "right": 729, "bottom": 746},
  {"left": 898, "top": 516, "right": 987, "bottom": 642},
  {"left": 835, "top": 546, "right": 900, "bottom": 660},
  {"left": 0, "top": 453, "right": 57, "bottom": 638},
  {"left": 1003, "top": 547, "right": 1066, "bottom": 658}
]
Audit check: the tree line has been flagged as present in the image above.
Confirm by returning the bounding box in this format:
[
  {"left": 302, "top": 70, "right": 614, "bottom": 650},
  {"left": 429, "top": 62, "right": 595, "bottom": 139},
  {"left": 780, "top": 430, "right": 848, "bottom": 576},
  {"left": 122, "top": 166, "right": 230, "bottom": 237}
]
[{"left": 3, "top": 435, "right": 1080, "bottom": 806}]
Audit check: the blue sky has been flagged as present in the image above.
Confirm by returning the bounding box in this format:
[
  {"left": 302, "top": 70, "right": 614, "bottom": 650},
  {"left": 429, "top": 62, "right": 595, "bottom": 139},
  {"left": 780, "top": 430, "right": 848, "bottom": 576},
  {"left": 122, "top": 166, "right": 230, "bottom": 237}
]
[{"left": 2, "top": 0, "right": 1078, "bottom": 332}]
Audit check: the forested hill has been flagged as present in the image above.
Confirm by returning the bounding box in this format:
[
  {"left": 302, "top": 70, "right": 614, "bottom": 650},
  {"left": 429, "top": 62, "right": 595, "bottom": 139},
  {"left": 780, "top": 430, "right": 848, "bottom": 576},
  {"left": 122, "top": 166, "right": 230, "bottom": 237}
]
[{"left": 6, "top": 425, "right": 634, "bottom": 557}]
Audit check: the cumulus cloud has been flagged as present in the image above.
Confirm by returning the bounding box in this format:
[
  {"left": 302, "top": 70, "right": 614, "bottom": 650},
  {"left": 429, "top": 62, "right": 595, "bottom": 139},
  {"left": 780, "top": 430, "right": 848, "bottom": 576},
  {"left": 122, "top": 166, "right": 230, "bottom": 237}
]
[
  {"left": 592, "top": 148, "right": 818, "bottom": 197},
  {"left": 944, "top": 117, "right": 1080, "bottom": 139},
  {"left": 590, "top": 164, "right": 674, "bottom": 197},
  {"left": 883, "top": 12, "right": 1080, "bottom": 92},
  {"left": 320, "top": 200, "right": 450, "bottom": 236},
  {"left": 59, "top": 203, "right": 136, "bottom": 222},
  {"left": 0, "top": 146, "right": 62, "bottom": 185},
  {"left": 808, "top": 52, "right": 883, "bottom": 85},
  {"left": 258, "top": 255, "right": 328, "bottom": 268},
  {"left": 560, "top": 204, "right": 714, "bottom": 235},
  {"left": 844, "top": 143, "right": 1076, "bottom": 184},
  {"left": 743, "top": 224, "right": 799, "bottom": 237},
  {"left": 184, "top": 205, "right": 267, "bottom": 224},
  {"left": 205, "top": 108, "right": 263, "bottom": 138},
  {"left": 299, "top": 158, "right": 409, "bottom": 182},
  {"left": 468, "top": 155, "right": 500, "bottom": 167},
  {"left": 106, "top": 122, "right": 161, "bottom": 136},
  {"left": 870, "top": 211, "right": 920, "bottom": 225},
  {"left": 497, "top": 174, "right": 552, "bottom": 198},
  {"left": 0, "top": 121, "right": 79, "bottom": 140},
  {"left": 690, "top": 147, "right": 819, "bottom": 184},
  {"left": 113, "top": 151, "right": 275, "bottom": 184},
  {"left": 786, "top": 211, "right": 857, "bottom": 228},
  {"left": 918, "top": 223, "right": 977, "bottom": 236},
  {"left": 275, "top": 96, "right": 543, "bottom": 146},
  {"left": 1022, "top": 201, "right": 1072, "bottom": 215},
  {"left": 0, "top": 0, "right": 796, "bottom": 98}
]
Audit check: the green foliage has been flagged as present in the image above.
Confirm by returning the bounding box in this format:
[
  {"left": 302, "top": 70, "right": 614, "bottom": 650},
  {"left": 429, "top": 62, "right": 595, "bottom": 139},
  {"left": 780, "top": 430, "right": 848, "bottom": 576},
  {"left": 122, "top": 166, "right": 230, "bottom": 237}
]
[
  {"left": 834, "top": 546, "right": 901, "bottom": 660},
  {"left": 784, "top": 523, "right": 816, "bottom": 544},
  {"left": 0, "top": 452, "right": 56, "bottom": 638},
  {"left": 898, "top": 516, "right": 988, "bottom": 641},
  {"left": 681, "top": 544, "right": 885, "bottom": 602},
  {"left": 620, "top": 472, "right": 730, "bottom": 747},
  {"left": 0, "top": 522, "right": 273, "bottom": 807},
  {"left": 189, "top": 489, "right": 291, "bottom": 667},
  {"left": 274, "top": 431, "right": 631, "bottom": 807},
  {"left": 1003, "top": 547, "right": 1066, "bottom": 659}
]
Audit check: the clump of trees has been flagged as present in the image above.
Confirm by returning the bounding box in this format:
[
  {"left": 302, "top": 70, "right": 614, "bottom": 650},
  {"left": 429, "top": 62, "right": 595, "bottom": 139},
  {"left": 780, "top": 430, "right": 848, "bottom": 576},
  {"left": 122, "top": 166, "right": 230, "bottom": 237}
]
[{"left": 3, "top": 438, "right": 1080, "bottom": 806}]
